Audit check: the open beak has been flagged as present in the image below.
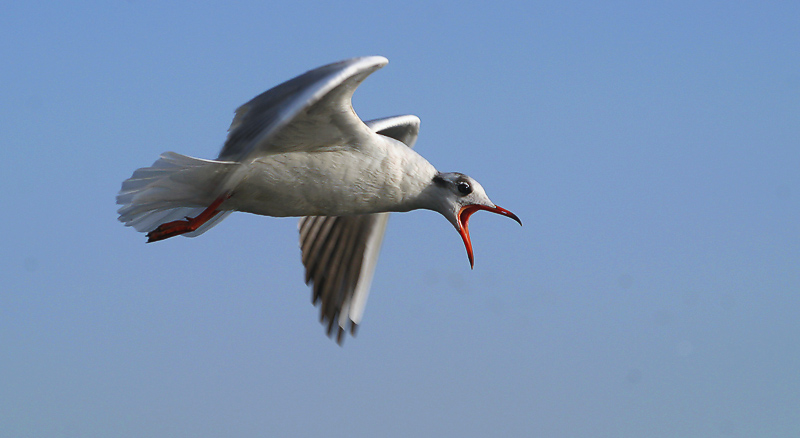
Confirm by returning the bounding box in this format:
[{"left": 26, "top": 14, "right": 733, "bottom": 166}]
[{"left": 457, "top": 204, "right": 522, "bottom": 268}]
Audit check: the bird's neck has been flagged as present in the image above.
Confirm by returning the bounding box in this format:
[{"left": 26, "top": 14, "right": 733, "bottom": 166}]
[{"left": 389, "top": 150, "right": 439, "bottom": 212}]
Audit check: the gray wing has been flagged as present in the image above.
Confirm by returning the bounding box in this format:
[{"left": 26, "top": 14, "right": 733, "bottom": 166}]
[
  {"left": 218, "top": 56, "right": 388, "bottom": 161},
  {"left": 363, "top": 115, "right": 421, "bottom": 148},
  {"left": 298, "top": 115, "right": 421, "bottom": 344}
]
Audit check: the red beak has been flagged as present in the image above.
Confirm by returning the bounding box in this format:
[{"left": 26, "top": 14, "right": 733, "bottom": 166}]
[{"left": 457, "top": 204, "right": 522, "bottom": 268}]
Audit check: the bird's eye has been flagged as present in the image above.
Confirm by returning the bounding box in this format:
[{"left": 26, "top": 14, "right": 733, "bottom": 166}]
[{"left": 457, "top": 181, "right": 472, "bottom": 195}]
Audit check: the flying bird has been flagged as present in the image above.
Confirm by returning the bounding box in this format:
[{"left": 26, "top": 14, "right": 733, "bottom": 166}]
[{"left": 117, "top": 56, "right": 521, "bottom": 343}]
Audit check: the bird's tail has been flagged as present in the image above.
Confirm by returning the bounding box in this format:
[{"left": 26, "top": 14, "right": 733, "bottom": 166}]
[{"left": 116, "top": 152, "right": 238, "bottom": 238}]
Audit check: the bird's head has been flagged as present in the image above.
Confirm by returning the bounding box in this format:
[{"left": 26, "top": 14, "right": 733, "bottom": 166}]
[{"left": 425, "top": 172, "right": 522, "bottom": 268}]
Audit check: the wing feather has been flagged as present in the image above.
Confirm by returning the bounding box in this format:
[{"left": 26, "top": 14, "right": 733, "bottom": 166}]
[
  {"left": 219, "top": 56, "right": 388, "bottom": 161},
  {"left": 298, "top": 115, "right": 420, "bottom": 343}
]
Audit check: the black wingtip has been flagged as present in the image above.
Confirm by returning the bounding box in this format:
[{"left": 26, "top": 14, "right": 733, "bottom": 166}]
[{"left": 336, "top": 328, "right": 345, "bottom": 345}]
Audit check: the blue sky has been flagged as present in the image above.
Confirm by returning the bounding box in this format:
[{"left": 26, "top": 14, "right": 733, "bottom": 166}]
[{"left": 2, "top": 1, "right": 798, "bottom": 437}]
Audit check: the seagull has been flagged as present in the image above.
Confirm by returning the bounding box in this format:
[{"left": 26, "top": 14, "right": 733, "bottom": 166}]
[{"left": 117, "top": 56, "right": 521, "bottom": 343}]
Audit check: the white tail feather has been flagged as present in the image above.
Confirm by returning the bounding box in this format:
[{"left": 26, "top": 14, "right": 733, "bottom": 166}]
[{"left": 117, "top": 152, "right": 237, "bottom": 237}]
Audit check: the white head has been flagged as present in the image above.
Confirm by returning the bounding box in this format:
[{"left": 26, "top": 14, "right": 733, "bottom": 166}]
[{"left": 421, "top": 172, "right": 522, "bottom": 268}]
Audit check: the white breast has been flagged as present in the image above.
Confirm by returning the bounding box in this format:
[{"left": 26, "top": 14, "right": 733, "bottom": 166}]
[{"left": 227, "top": 136, "right": 436, "bottom": 217}]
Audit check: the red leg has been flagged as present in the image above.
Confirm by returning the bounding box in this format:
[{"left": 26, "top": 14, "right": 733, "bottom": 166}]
[{"left": 146, "top": 193, "right": 230, "bottom": 243}]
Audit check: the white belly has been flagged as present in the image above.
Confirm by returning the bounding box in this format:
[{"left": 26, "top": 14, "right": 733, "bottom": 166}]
[{"left": 225, "top": 147, "right": 434, "bottom": 217}]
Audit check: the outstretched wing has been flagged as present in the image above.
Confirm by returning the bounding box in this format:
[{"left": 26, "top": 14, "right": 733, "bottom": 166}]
[
  {"left": 218, "top": 56, "right": 388, "bottom": 161},
  {"left": 363, "top": 114, "right": 420, "bottom": 148},
  {"left": 298, "top": 115, "right": 421, "bottom": 344}
]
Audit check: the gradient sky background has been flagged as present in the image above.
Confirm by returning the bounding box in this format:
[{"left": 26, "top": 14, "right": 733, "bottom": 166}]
[{"left": 2, "top": 1, "right": 799, "bottom": 437}]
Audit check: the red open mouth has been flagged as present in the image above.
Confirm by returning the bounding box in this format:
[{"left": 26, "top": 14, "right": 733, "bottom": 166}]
[{"left": 457, "top": 204, "right": 522, "bottom": 268}]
